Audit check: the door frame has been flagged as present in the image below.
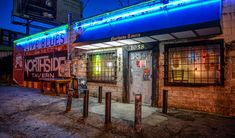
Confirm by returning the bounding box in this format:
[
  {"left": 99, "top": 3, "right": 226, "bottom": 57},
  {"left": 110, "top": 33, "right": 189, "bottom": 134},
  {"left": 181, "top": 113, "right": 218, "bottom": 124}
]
[{"left": 122, "top": 42, "right": 159, "bottom": 106}]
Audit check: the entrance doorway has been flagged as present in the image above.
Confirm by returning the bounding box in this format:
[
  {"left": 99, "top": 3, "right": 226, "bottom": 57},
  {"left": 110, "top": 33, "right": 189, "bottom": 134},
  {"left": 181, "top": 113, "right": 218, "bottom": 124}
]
[{"left": 129, "top": 50, "right": 152, "bottom": 105}]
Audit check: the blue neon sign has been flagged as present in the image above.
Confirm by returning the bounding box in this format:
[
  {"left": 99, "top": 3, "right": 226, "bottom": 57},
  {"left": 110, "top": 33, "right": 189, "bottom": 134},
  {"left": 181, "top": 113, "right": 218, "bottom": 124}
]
[
  {"left": 15, "top": 25, "right": 68, "bottom": 51},
  {"left": 74, "top": 0, "right": 220, "bottom": 31},
  {"left": 75, "top": 0, "right": 221, "bottom": 42}
]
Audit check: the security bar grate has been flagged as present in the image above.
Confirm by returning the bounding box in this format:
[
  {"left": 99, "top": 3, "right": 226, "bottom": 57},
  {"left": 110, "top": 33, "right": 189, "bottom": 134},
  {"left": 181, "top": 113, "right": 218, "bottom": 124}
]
[{"left": 87, "top": 51, "right": 117, "bottom": 83}]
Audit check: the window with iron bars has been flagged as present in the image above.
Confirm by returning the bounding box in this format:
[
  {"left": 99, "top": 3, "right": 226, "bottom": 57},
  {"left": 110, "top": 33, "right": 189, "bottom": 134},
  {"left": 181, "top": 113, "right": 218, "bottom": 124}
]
[
  {"left": 87, "top": 51, "right": 117, "bottom": 83},
  {"left": 164, "top": 40, "right": 224, "bottom": 86}
]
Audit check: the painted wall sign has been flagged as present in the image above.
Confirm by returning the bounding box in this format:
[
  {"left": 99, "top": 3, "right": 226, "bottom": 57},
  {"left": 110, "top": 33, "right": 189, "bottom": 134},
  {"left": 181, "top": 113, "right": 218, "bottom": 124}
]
[
  {"left": 14, "top": 25, "right": 68, "bottom": 52},
  {"left": 13, "top": 47, "right": 25, "bottom": 85},
  {"left": 111, "top": 34, "right": 141, "bottom": 41},
  {"left": 24, "top": 45, "right": 67, "bottom": 81},
  {"left": 18, "top": 31, "right": 66, "bottom": 51},
  {"left": 58, "top": 60, "right": 71, "bottom": 78}
]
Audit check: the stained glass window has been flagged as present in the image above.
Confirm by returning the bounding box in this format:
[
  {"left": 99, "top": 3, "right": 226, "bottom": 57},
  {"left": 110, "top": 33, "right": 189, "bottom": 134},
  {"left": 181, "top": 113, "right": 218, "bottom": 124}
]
[
  {"left": 165, "top": 40, "right": 223, "bottom": 85},
  {"left": 87, "top": 51, "right": 117, "bottom": 83}
]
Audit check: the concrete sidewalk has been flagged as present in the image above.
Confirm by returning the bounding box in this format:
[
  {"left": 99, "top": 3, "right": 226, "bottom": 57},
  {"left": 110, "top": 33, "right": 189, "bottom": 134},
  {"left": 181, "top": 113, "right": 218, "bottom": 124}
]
[
  {"left": 0, "top": 85, "right": 235, "bottom": 138},
  {"left": 89, "top": 102, "right": 159, "bottom": 121}
]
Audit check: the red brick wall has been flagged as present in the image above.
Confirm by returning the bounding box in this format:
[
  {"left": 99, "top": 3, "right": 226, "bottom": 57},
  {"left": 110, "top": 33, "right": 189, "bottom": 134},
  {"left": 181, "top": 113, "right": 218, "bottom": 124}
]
[
  {"left": 156, "top": 0, "right": 235, "bottom": 117},
  {"left": 73, "top": 47, "right": 124, "bottom": 102}
]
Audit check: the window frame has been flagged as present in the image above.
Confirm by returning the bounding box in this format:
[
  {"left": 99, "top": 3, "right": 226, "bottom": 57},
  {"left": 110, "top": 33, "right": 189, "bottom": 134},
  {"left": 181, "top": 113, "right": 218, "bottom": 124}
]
[
  {"left": 87, "top": 50, "right": 117, "bottom": 84},
  {"left": 164, "top": 39, "right": 224, "bottom": 86}
]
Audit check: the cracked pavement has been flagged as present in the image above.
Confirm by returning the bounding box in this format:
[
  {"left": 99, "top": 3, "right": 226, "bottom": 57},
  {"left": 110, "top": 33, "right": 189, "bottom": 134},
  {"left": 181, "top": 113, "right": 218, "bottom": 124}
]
[{"left": 0, "top": 85, "right": 235, "bottom": 138}]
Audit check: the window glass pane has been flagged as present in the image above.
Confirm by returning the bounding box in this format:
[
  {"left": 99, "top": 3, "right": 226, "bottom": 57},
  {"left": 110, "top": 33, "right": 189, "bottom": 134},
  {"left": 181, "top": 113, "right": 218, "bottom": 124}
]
[
  {"left": 166, "top": 42, "right": 222, "bottom": 85},
  {"left": 87, "top": 51, "right": 117, "bottom": 83}
]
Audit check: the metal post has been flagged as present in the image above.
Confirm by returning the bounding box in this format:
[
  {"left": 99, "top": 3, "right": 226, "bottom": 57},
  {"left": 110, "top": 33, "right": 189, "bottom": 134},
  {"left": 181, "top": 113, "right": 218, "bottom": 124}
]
[
  {"left": 105, "top": 92, "right": 111, "bottom": 124},
  {"left": 65, "top": 90, "right": 73, "bottom": 112},
  {"left": 134, "top": 94, "right": 142, "bottom": 133},
  {"left": 162, "top": 90, "right": 168, "bottom": 114},
  {"left": 98, "top": 86, "right": 102, "bottom": 103},
  {"left": 83, "top": 89, "right": 89, "bottom": 118}
]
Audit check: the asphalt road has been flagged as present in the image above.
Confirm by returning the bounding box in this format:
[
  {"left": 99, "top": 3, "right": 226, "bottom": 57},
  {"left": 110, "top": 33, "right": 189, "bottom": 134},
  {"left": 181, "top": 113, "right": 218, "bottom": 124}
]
[{"left": 0, "top": 85, "right": 235, "bottom": 138}]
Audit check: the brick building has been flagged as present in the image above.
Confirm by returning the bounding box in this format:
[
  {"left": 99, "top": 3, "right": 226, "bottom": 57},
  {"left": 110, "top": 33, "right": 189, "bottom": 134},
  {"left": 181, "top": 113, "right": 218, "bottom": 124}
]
[
  {"left": 13, "top": 0, "right": 235, "bottom": 116},
  {"left": 0, "top": 28, "right": 24, "bottom": 83}
]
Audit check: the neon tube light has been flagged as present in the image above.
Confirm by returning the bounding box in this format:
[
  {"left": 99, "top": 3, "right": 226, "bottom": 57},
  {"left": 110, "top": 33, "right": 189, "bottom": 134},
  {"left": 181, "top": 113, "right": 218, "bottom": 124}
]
[
  {"left": 14, "top": 25, "right": 68, "bottom": 46},
  {"left": 74, "top": 0, "right": 218, "bottom": 31},
  {"left": 86, "top": 0, "right": 219, "bottom": 31},
  {"left": 16, "top": 30, "right": 66, "bottom": 46}
]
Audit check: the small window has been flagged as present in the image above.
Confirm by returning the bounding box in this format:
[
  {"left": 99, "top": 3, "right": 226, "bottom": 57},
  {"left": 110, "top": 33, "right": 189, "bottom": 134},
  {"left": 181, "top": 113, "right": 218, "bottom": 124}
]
[
  {"left": 165, "top": 40, "right": 223, "bottom": 86},
  {"left": 87, "top": 51, "right": 117, "bottom": 83}
]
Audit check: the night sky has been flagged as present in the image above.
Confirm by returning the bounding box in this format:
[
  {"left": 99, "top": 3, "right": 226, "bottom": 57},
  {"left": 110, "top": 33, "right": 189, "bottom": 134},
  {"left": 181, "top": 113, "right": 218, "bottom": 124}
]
[{"left": 0, "top": 0, "right": 145, "bottom": 35}]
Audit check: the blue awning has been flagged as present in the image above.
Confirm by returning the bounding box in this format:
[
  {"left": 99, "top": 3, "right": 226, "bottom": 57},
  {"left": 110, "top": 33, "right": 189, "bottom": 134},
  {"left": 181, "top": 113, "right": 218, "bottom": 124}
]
[{"left": 74, "top": 0, "right": 221, "bottom": 43}]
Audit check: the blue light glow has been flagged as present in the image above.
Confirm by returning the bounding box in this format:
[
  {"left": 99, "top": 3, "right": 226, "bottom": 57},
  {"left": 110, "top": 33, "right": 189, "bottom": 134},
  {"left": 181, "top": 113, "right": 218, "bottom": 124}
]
[
  {"left": 16, "top": 30, "right": 66, "bottom": 46},
  {"left": 15, "top": 0, "right": 221, "bottom": 47},
  {"left": 77, "top": 0, "right": 221, "bottom": 42},
  {"left": 74, "top": 0, "right": 219, "bottom": 31},
  {"left": 15, "top": 25, "right": 68, "bottom": 47}
]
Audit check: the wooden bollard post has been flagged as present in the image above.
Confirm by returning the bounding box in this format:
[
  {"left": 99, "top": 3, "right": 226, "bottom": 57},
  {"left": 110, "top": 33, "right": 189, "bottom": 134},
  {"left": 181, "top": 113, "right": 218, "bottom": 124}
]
[
  {"left": 105, "top": 92, "right": 111, "bottom": 124},
  {"left": 134, "top": 94, "right": 142, "bottom": 133},
  {"left": 162, "top": 90, "right": 168, "bottom": 114},
  {"left": 65, "top": 89, "right": 73, "bottom": 112},
  {"left": 83, "top": 90, "right": 89, "bottom": 118},
  {"left": 98, "top": 86, "right": 102, "bottom": 103}
]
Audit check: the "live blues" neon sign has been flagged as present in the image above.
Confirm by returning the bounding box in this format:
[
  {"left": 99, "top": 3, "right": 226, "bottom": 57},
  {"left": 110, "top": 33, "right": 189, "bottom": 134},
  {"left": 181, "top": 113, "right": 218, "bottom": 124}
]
[{"left": 14, "top": 25, "right": 68, "bottom": 51}]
